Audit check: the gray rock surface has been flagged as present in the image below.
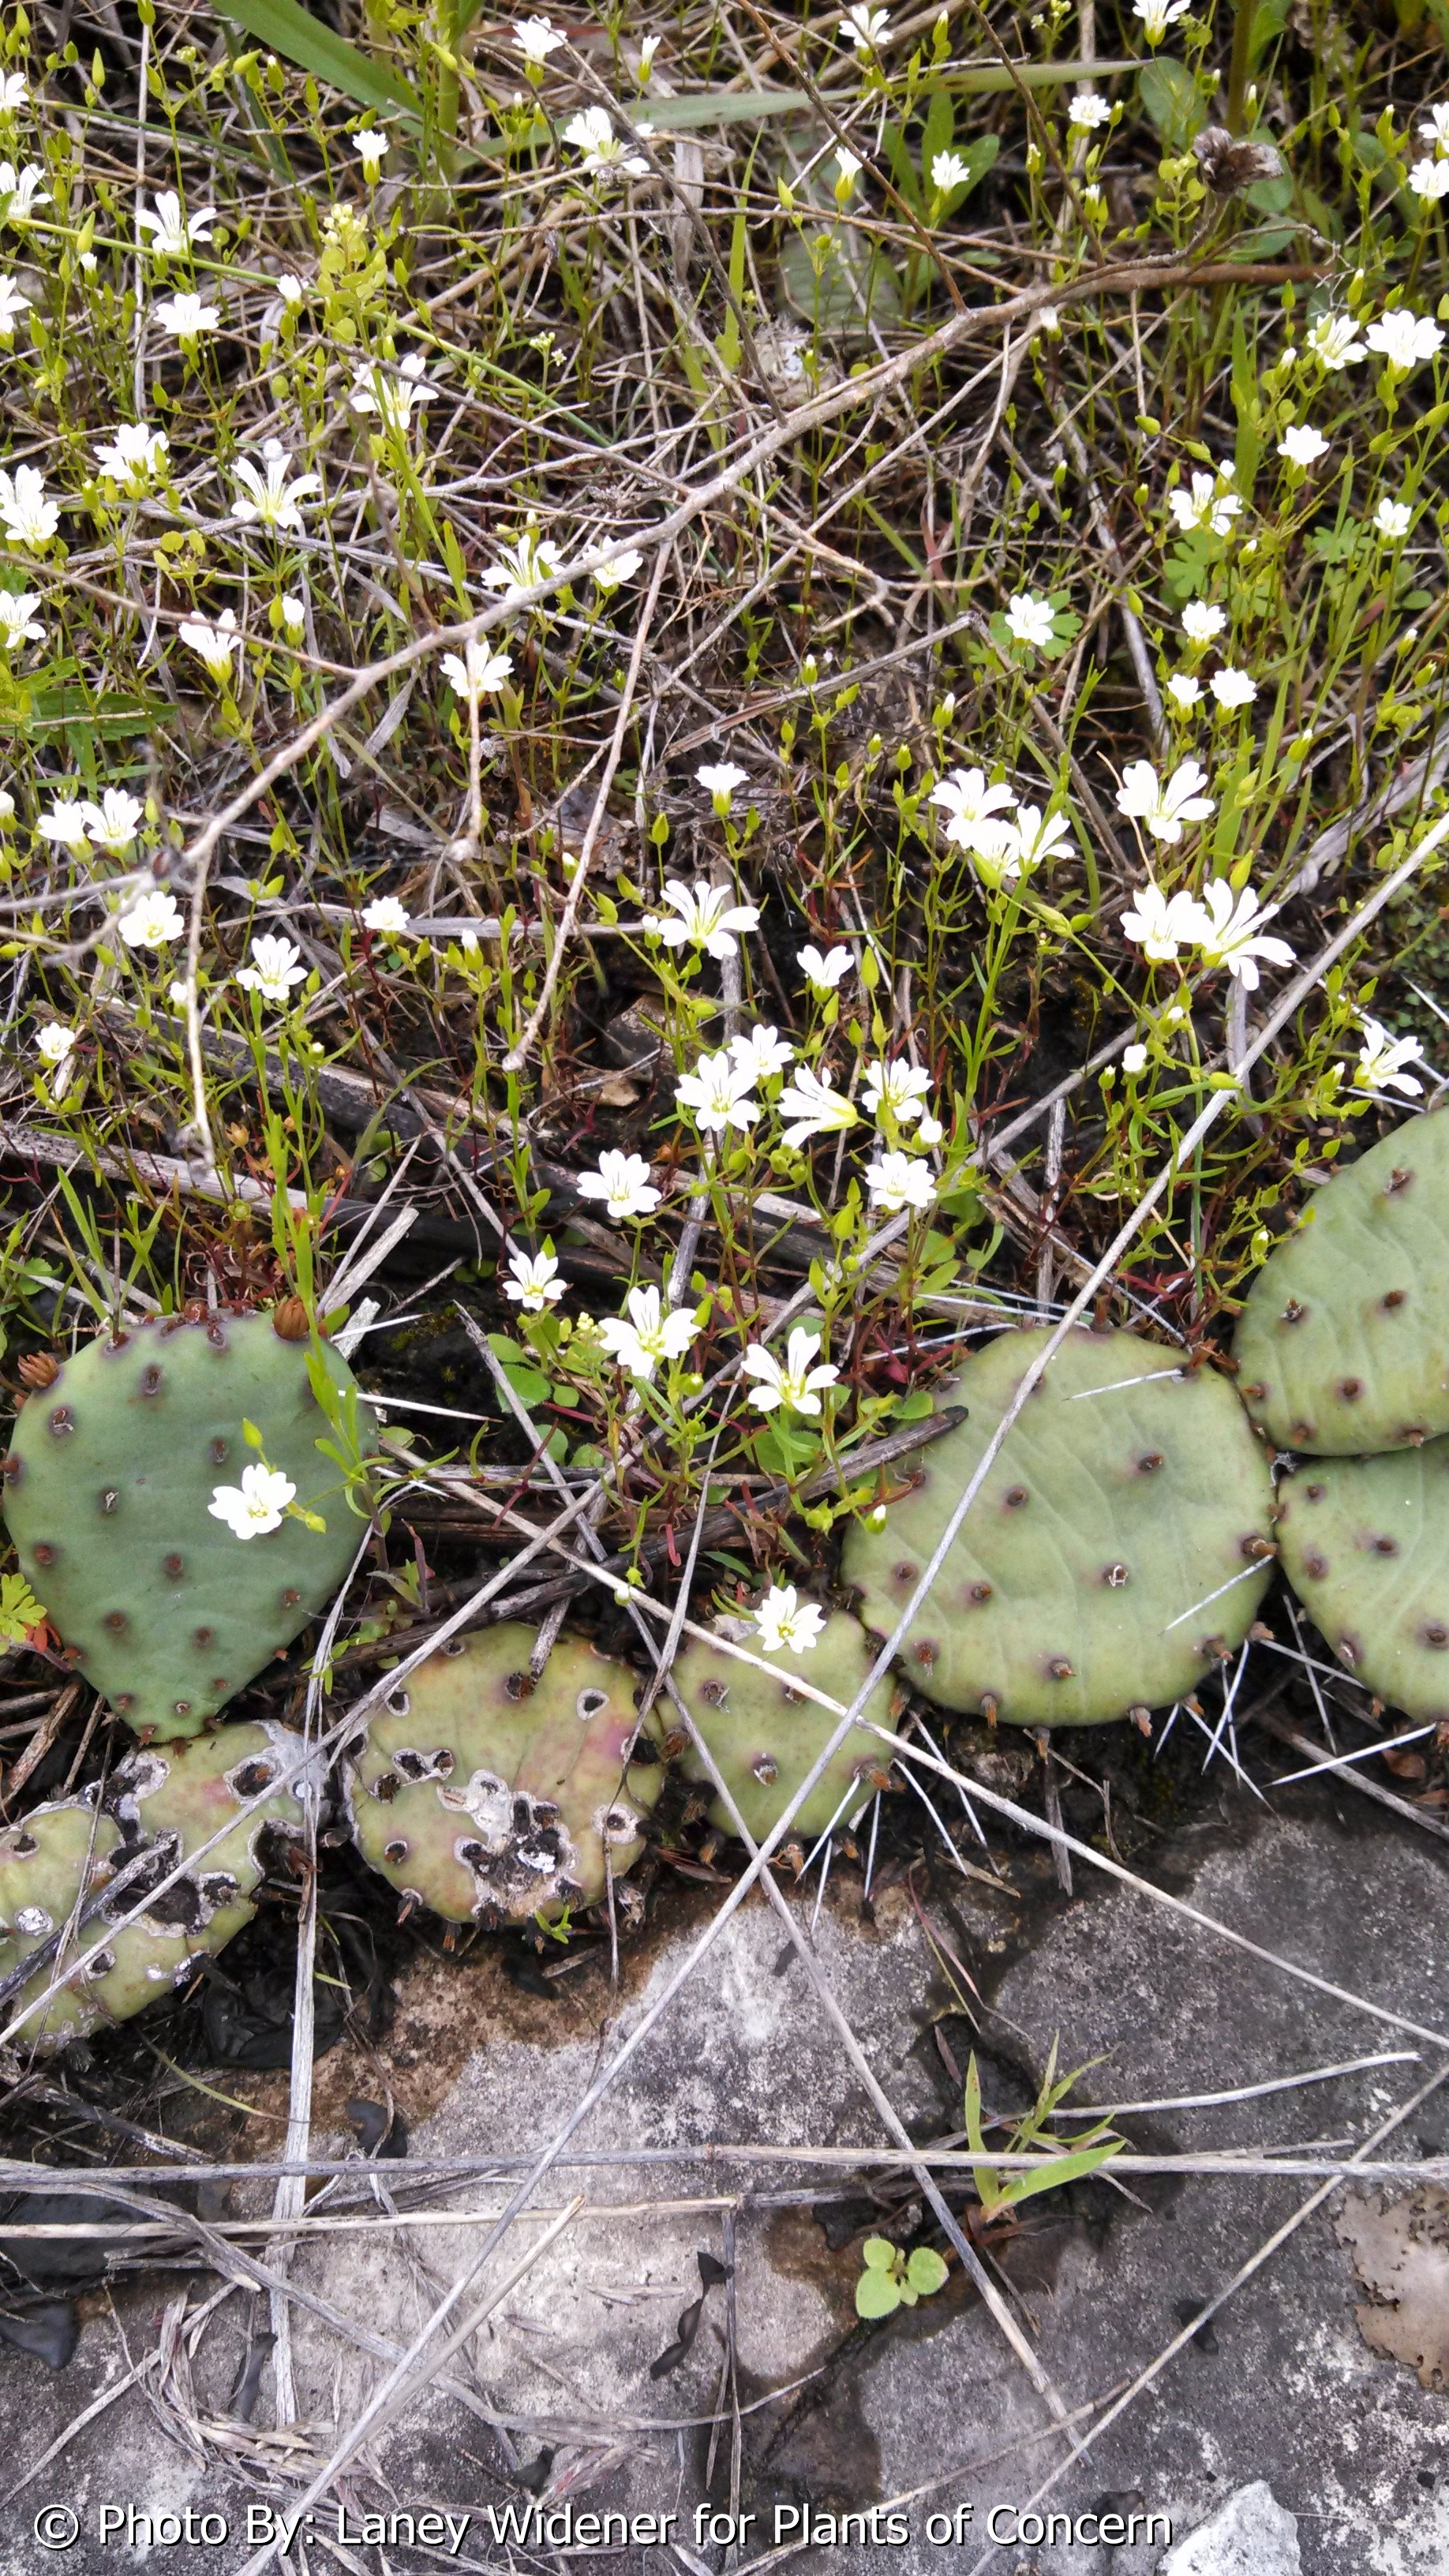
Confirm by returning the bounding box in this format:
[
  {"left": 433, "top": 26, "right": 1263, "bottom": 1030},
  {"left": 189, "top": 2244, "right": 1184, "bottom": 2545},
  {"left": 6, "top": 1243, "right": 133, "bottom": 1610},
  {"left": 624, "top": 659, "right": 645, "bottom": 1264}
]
[{"left": 1159, "top": 2481, "right": 1301, "bottom": 2574}]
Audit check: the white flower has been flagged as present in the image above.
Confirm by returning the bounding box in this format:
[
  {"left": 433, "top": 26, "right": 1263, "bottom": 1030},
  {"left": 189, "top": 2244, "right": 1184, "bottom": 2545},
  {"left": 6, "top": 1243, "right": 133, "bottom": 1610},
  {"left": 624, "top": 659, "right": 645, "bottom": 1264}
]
[
  {"left": 230, "top": 439, "right": 321, "bottom": 533},
  {"left": 1004, "top": 590, "right": 1056, "bottom": 650},
  {"left": 1068, "top": 90, "right": 1110, "bottom": 126},
  {"left": 592, "top": 546, "right": 642, "bottom": 590},
  {"left": 349, "top": 351, "right": 436, "bottom": 431},
  {"left": 865, "top": 1151, "right": 936, "bottom": 1212},
  {"left": 1277, "top": 423, "right": 1329, "bottom": 466},
  {"left": 351, "top": 127, "right": 389, "bottom": 183},
  {"left": 179, "top": 608, "right": 242, "bottom": 681},
  {"left": 1119, "top": 880, "right": 1210, "bottom": 963},
  {"left": 834, "top": 145, "right": 862, "bottom": 194},
  {"left": 1210, "top": 666, "right": 1257, "bottom": 711},
  {"left": 36, "top": 1023, "right": 75, "bottom": 1069},
  {"left": 1167, "top": 470, "right": 1241, "bottom": 537},
  {"left": 361, "top": 895, "right": 410, "bottom": 934},
  {"left": 642, "top": 877, "right": 758, "bottom": 960},
  {"left": 597, "top": 1282, "right": 697, "bottom": 1380},
  {"left": 82, "top": 788, "right": 144, "bottom": 855},
  {"left": 1365, "top": 309, "right": 1444, "bottom": 373},
  {"left": 1035, "top": 305, "right": 1061, "bottom": 336},
  {"left": 797, "top": 943, "right": 853, "bottom": 994},
  {"left": 753, "top": 1585, "right": 827, "bottom": 1656},
  {"left": 777, "top": 1063, "right": 859, "bottom": 1148},
  {"left": 862, "top": 1058, "right": 933, "bottom": 1127},
  {"left": 1115, "top": 756, "right": 1214, "bottom": 844},
  {"left": 93, "top": 421, "right": 169, "bottom": 487},
  {"left": 675, "top": 1047, "right": 760, "bottom": 1136},
  {"left": 279, "top": 592, "right": 306, "bottom": 638},
  {"left": 0, "top": 76, "right": 28, "bottom": 112},
  {"left": 636, "top": 32, "right": 661, "bottom": 76},
  {"left": 1006, "top": 804, "right": 1075, "bottom": 871},
  {"left": 481, "top": 523, "right": 564, "bottom": 600},
  {"left": 1374, "top": 497, "right": 1412, "bottom": 541},
  {"left": 117, "top": 889, "right": 185, "bottom": 949},
  {"left": 563, "top": 105, "right": 647, "bottom": 177},
  {"left": 441, "top": 639, "right": 513, "bottom": 702},
  {"left": 930, "top": 149, "right": 970, "bottom": 191},
  {"left": 1418, "top": 103, "right": 1449, "bottom": 152},
  {"left": 0, "top": 465, "right": 58, "bottom": 547},
  {"left": 1354, "top": 1016, "right": 1425, "bottom": 1099},
  {"left": 1410, "top": 155, "right": 1449, "bottom": 203},
  {"left": 1133, "top": 0, "right": 1189, "bottom": 37},
  {"left": 0, "top": 271, "right": 28, "bottom": 337},
  {"left": 916, "top": 1111, "right": 944, "bottom": 1145},
  {"left": 0, "top": 161, "right": 49, "bottom": 223},
  {"left": 742, "top": 1327, "right": 840, "bottom": 1417},
  {"left": 208, "top": 1462, "right": 296, "bottom": 1541},
  {"left": 236, "top": 934, "right": 306, "bottom": 1003},
  {"left": 504, "top": 1245, "right": 565, "bottom": 1311},
  {"left": 137, "top": 190, "right": 214, "bottom": 256},
  {"left": 276, "top": 272, "right": 305, "bottom": 305},
  {"left": 576, "top": 1148, "right": 660, "bottom": 1219},
  {"left": 841, "top": 3, "right": 890, "bottom": 48},
  {"left": 1166, "top": 673, "right": 1202, "bottom": 710},
  {"left": 0, "top": 588, "right": 43, "bottom": 650},
  {"left": 36, "top": 794, "right": 88, "bottom": 851},
  {"left": 1122, "top": 1042, "right": 1148, "bottom": 1073},
  {"left": 155, "top": 292, "right": 221, "bottom": 338},
  {"left": 695, "top": 758, "right": 749, "bottom": 814},
  {"left": 1181, "top": 601, "right": 1227, "bottom": 646},
  {"left": 729, "top": 1023, "right": 794, "bottom": 1082},
  {"left": 1193, "top": 879, "right": 1295, "bottom": 990},
  {"left": 513, "top": 13, "right": 564, "bottom": 61},
  {"left": 929, "top": 766, "right": 1017, "bottom": 860},
  {"left": 1305, "top": 312, "right": 1366, "bottom": 370}
]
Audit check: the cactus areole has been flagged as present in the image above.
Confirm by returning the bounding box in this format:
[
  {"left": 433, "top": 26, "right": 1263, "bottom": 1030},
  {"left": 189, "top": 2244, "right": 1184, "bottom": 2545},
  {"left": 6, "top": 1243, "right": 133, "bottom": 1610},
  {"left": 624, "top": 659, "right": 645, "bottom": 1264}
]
[
  {"left": 1, "top": 1307, "right": 375, "bottom": 1739},
  {"left": 842, "top": 1324, "right": 1277, "bottom": 1727}
]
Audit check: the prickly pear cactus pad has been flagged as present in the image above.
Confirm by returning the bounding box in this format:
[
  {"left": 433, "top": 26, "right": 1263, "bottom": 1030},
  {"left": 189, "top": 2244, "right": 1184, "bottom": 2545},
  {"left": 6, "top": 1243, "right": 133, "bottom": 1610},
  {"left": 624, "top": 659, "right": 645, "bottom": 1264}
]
[
  {"left": 345, "top": 1626, "right": 664, "bottom": 1926},
  {"left": 841, "top": 1325, "right": 1276, "bottom": 1728},
  {"left": 1232, "top": 1110, "right": 1449, "bottom": 1456},
  {"left": 0, "top": 1721, "right": 309, "bottom": 2048},
  {"left": 2, "top": 1309, "right": 376, "bottom": 1739},
  {"left": 1277, "top": 1440, "right": 1449, "bottom": 1718},
  {"left": 672, "top": 1609, "right": 896, "bottom": 1843}
]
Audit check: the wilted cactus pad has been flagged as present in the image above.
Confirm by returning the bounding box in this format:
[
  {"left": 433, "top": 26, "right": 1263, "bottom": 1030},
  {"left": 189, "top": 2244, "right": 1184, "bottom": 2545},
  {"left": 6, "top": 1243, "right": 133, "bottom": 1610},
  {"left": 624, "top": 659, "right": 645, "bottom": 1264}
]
[
  {"left": 672, "top": 1608, "right": 896, "bottom": 1842},
  {"left": 1232, "top": 1110, "right": 1449, "bottom": 1456},
  {"left": 0, "top": 1720, "right": 309, "bottom": 2048},
  {"left": 1277, "top": 1442, "right": 1449, "bottom": 1719},
  {"left": 841, "top": 1325, "right": 1276, "bottom": 1728},
  {"left": 345, "top": 1626, "right": 664, "bottom": 1926},
  {"left": 2, "top": 1310, "right": 373, "bottom": 1738}
]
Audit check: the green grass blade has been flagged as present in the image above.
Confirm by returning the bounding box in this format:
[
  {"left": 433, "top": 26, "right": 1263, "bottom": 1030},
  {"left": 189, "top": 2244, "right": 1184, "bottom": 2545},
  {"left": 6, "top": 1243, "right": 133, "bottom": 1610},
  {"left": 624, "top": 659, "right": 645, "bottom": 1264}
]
[
  {"left": 219, "top": 0, "right": 421, "bottom": 121},
  {"left": 640, "top": 62, "right": 1133, "bottom": 128}
]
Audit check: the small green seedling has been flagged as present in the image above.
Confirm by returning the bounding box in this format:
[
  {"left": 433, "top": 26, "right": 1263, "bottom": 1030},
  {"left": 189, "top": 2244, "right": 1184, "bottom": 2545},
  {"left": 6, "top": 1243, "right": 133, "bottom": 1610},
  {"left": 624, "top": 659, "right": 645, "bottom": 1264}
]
[
  {"left": 855, "top": 2237, "right": 949, "bottom": 2320},
  {"left": 964, "top": 2041, "right": 1122, "bottom": 2216}
]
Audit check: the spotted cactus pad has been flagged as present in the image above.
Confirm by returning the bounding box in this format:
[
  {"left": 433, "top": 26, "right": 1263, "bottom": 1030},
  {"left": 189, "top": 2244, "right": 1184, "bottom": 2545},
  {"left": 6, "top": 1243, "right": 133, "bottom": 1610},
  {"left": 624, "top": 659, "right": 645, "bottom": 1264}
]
[
  {"left": 841, "top": 1324, "right": 1276, "bottom": 1728},
  {"left": 1233, "top": 1110, "right": 1449, "bottom": 1455},
  {"left": 1277, "top": 1440, "right": 1449, "bottom": 1718},
  {"left": 2, "top": 1309, "right": 375, "bottom": 1738},
  {"left": 345, "top": 1626, "right": 665, "bottom": 1926},
  {"left": 672, "top": 1607, "right": 896, "bottom": 1842}
]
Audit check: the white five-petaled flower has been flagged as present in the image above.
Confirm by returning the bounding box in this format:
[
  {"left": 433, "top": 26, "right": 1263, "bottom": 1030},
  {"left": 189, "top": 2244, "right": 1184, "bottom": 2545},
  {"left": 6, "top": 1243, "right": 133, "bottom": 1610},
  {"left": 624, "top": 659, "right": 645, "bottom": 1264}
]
[
  {"left": 597, "top": 1282, "right": 697, "bottom": 1380},
  {"left": 642, "top": 877, "right": 759, "bottom": 959},
  {"left": 0, "top": 271, "right": 28, "bottom": 337},
  {"left": 351, "top": 127, "right": 389, "bottom": 183},
  {"left": 0, "top": 161, "right": 49, "bottom": 223},
  {"left": 230, "top": 439, "right": 321, "bottom": 533},
  {"left": 1068, "top": 90, "right": 1110, "bottom": 127},
  {"left": 441, "top": 639, "right": 513, "bottom": 702},
  {"left": 83, "top": 788, "right": 144, "bottom": 855},
  {"left": 504, "top": 1244, "right": 565, "bottom": 1311},
  {"left": 1004, "top": 590, "right": 1056, "bottom": 650},
  {"left": 776, "top": 1063, "right": 859, "bottom": 1148},
  {"left": 840, "top": 3, "right": 891, "bottom": 49},
  {"left": 155, "top": 291, "right": 221, "bottom": 338},
  {"left": 0, "top": 465, "right": 58, "bottom": 547},
  {"left": 1410, "top": 156, "right": 1449, "bottom": 203},
  {"left": 1166, "top": 673, "right": 1203, "bottom": 710},
  {"left": 730, "top": 1022, "right": 794, "bottom": 1083},
  {"left": 279, "top": 592, "right": 307, "bottom": 638},
  {"left": 563, "top": 105, "right": 648, "bottom": 177},
  {"left": 930, "top": 149, "right": 970, "bottom": 192},
  {"left": 1210, "top": 666, "right": 1257, "bottom": 712},
  {"left": 1305, "top": 312, "right": 1366, "bottom": 370},
  {"left": 1167, "top": 470, "right": 1242, "bottom": 537},
  {"left": 1277, "top": 423, "right": 1329, "bottom": 467},
  {"left": 236, "top": 934, "right": 307, "bottom": 1004},
  {"left": 361, "top": 895, "right": 410, "bottom": 935},
  {"left": 137, "top": 190, "right": 214, "bottom": 256},
  {"left": 1418, "top": 103, "right": 1449, "bottom": 152},
  {"left": 1365, "top": 309, "right": 1444, "bottom": 373},
  {"left": 36, "top": 795, "right": 88, "bottom": 851},
  {"left": 742, "top": 1327, "right": 840, "bottom": 1417},
  {"left": 865, "top": 1151, "right": 936, "bottom": 1212},
  {"left": 513, "top": 13, "right": 564, "bottom": 62},
  {"left": 1132, "top": 0, "right": 1189, "bottom": 38},
  {"left": 929, "top": 766, "right": 1017, "bottom": 859},
  {"left": 1354, "top": 1016, "right": 1425, "bottom": 1099},
  {"left": 695, "top": 758, "right": 749, "bottom": 814},
  {"left": 36, "top": 1022, "right": 77, "bottom": 1098},
  {"left": 576, "top": 1148, "right": 660, "bottom": 1219},
  {"left": 1115, "top": 757, "right": 1215, "bottom": 844},
  {"left": 0, "top": 76, "right": 28, "bottom": 112},
  {"left": 862, "top": 1058, "right": 933, "bottom": 1128},
  {"left": 93, "top": 421, "right": 169, "bottom": 486},
  {"left": 0, "top": 589, "right": 43, "bottom": 650},
  {"left": 349, "top": 350, "right": 436, "bottom": 431},
  {"left": 675, "top": 1047, "right": 760, "bottom": 1136},
  {"left": 1194, "top": 879, "right": 1295, "bottom": 990},
  {"left": 178, "top": 607, "right": 242, "bottom": 681},
  {"left": 117, "top": 889, "right": 185, "bottom": 949},
  {"left": 1122, "top": 1043, "right": 1148, "bottom": 1073},
  {"left": 481, "top": 523, "right": 564, "bottom": 600},
  {"left": 1375, "top": 497, "right": 1413, "bottom": 541},
  {"left": 754, "top": 1585, "right": 827, "bottom": 1657},
  {"left": 1119, "top": 879, "right": 1209, "bottom": 964},
  {"left": 208, "top": 1462, "right": 297, "bottom": 1541},
  {"left": 592, "top": 545, "right": 642, "bottom": 590},
  {"left": 1006, "top": 804, "right": 1075, "bottom": 873},
  {"left": 1181, "top": 601, "right": 1227, "bottom": 646},
  {"left": 797, "top": 942, "right": 853, "bottom": 993}
]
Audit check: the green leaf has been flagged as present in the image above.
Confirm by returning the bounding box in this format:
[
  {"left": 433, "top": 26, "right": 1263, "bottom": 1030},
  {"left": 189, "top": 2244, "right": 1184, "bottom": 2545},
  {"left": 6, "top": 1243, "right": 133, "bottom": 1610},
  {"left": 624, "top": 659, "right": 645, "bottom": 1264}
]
[
  {"left": 991, "top": 2140, "right": 1124, "bottom": 2206},
  {"left": 0, "top": 1571, "right": 46, "bottom": 1643},
  {"left": 1138, "top": 58, "right": 1206, "bottom": 149},
  {"left": 855, "top": 2269, "right": 902, "bottom": 2319},
  {"left": 638, "top": 64, "right": 1132, "bottom": 130},
  {"left": 219, "top": 0, "right": 420, "bottom": 120},
  {"left": 502, "top": 1363, "right": 552, "bottom": 1409},
  {"left": 860, "top": 2236, "right": 898, "bottom": 2270},
  {"left": 905, "top": 2246, "right": 949, "bottom": 2297},
  {"left": 897, "top": 1388, "right": 935, "bottom": 1420}
]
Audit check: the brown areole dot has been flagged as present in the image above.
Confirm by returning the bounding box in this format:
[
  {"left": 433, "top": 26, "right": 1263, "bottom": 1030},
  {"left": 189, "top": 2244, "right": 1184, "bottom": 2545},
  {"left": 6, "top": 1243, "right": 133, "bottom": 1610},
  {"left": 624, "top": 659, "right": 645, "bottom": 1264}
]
[
  {"left": 1136, "top": 1451, "right": 1164, "bottom": 1473},
  {"left": 209, "top": 1437, "right": 229, "bottom": 1464},
  {"left": 1303, "top": 1552, "right": 1328, "bottom": 1579},
  {"left": 1336, "top": 1378, "right": 1363, "bottom": 1403},
  {"left": 47, "top": 1406, "right": 74, "bottom": 1438},
  {"left": 163, "top": 1554, "right": 184, "bottom": 1579},
  {"left": 1003, "top": 1485, "right": 1028, "bottom": 1508},
  {"left": 1382, "top": 1289, "right": 1407, "bottom": 1311},
  {"left": 1372, "top": 1535, "right": 1398, "bottom": 1556},
  {"left": 32, "top": 1541, "right": 55, "bottom": 1567},
  {"left": 1102, "top": 1563, "right": 1129, "bottom": 1587},
  {"left": 139, "top": 1365, "right": 163, "bottom": 1397},
  {"left": 1422, "top": 1623, "right": 1449, "bottom": 1649},
  {"left": 103, "top": 1611, "right": 126, "bottom": 1632}
]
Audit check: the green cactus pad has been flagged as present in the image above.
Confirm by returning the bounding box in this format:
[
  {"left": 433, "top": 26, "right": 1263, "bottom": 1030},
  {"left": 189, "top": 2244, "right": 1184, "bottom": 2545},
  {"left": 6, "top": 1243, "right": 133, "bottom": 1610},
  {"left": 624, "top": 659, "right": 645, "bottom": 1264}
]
[
  {"left": 2, "top": 1309, "right": 376, "bottom": 1739},
  {"left": 345, "top": 1626, "right": 664, "bottom": 1927},
  {"left": 672, "top": 1608, "right": 897, "bottom": 1841},
  {"left": 1277, "top": 1440, "right": 1449, "bottom": 1717},
  {"left": 0, "top": 1721, "right": 310, "bottom": 2048},
  {"left": 1232, "top": 1110, "right": 1449, "bottom": 1455},
  {"left": 841, "top": 1325, "right": 1276, "bottom": 1727}
]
